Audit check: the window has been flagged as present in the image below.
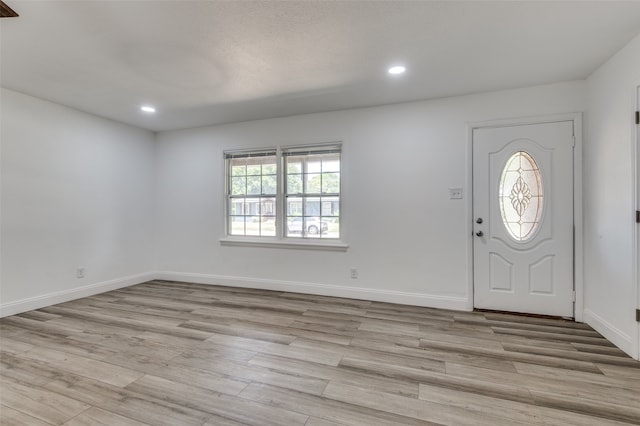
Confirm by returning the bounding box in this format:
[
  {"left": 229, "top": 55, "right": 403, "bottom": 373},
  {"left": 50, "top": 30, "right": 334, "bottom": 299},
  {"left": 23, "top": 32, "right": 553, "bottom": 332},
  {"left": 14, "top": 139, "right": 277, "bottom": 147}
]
[
  {"left": 284, "top": 146, "right": 340, "bottom": 239},
  {"left": 227, "top": 150, "right": 277, "bottom": 237},
  {"left": 225, "top": 144, "right": 341, "bottom": 241},
  {"left": 499, "top": 151, "right": 544, "bottom": 241}
]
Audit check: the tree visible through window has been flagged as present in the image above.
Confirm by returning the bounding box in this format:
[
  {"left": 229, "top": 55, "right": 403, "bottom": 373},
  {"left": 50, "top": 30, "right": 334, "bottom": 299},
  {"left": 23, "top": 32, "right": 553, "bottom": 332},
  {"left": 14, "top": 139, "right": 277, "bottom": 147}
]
[
  {"left": 284, "top": 147, "right": 340, "bottom": 239},
  {"left": 227, "top": 151, "right": 277, "bottom": 236},
  {"left": 225, "top": 144, "right": 341, "bottom": 240}
]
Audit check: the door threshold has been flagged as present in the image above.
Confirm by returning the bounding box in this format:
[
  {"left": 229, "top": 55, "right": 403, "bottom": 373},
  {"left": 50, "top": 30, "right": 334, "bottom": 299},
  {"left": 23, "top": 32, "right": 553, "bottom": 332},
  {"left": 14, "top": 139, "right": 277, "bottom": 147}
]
[{"left": 473, "top": 308, "right": 574, "bottom": 322}]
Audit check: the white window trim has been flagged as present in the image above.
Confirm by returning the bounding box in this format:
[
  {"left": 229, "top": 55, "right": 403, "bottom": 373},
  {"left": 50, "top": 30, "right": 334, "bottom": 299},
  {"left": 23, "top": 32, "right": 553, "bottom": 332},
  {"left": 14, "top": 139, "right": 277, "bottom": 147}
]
[
  {"left": 219, "top": 236, "right": 348, "bottom": 251},
  {"left": 221, "top": 142, "right": 346, "bottom": 250}
]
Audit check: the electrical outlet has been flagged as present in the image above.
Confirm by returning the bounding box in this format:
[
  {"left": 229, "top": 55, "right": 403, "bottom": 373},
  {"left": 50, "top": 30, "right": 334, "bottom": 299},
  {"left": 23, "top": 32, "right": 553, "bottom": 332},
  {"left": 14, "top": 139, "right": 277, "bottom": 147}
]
[
  {"left": 76, "top": 267, "right": 85, "bottom": 279},
  {"left": 350, "top": 268, "right": 358, "bottom": 279},
  {"left": 449, "top": 188, "right": 463, "bottom": 199}
]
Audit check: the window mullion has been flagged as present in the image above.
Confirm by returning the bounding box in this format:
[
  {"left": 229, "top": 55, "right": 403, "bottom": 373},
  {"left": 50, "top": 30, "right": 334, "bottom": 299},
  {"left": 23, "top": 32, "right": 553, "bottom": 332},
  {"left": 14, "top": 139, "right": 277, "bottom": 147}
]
[
  {"left": 258, "top": 163, "right": 263, "bottom": 236},
  {"left": 225, "top": 157, "right": 231, "bottom": 237},
  {"left": 243, "top": 165, "right": 247, "bottom": 235},
  {"left": 301, "top": 157, "right": 307, "bottom": 236},
  {"left": 320, "top": 164, "right": 323, "bottom": 239},
  {"left": 277, "top": 146, "right": 283, "bottom": 240}
]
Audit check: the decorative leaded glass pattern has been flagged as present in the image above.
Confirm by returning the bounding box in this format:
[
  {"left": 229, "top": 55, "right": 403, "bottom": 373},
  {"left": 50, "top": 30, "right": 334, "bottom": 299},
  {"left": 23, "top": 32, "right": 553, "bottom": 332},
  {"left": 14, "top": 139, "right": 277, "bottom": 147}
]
[{"left": 499, "top": 151, "right": 543, "bottom": 241}]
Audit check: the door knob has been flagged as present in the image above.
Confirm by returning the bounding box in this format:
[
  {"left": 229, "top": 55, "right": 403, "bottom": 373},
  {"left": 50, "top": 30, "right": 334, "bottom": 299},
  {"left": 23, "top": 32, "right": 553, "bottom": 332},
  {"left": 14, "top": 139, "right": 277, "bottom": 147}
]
[{"left": 476, "top": 231, "right": 484, "bottom": 237}]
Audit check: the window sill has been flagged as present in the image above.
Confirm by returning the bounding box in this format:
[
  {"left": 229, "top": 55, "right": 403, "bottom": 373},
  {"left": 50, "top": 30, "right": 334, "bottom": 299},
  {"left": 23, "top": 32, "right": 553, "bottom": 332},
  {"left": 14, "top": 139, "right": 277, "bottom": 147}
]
[{"left": 219, "top": 237, "right": 349, "bottom": 251}]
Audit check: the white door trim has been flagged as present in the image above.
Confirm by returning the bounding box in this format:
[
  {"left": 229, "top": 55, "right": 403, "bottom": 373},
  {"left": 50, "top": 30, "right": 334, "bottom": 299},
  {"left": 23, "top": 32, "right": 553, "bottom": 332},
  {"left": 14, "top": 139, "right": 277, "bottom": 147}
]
[
  {"left": 466, "top": 113, "right": 583, "bottom": 321},
  {"left": 635, "top": 84, "right": 640, "bottom": 360}
]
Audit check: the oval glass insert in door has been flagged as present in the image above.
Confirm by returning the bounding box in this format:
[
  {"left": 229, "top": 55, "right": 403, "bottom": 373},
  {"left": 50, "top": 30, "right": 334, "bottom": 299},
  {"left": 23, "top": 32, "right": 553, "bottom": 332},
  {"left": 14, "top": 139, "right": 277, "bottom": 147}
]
[{"left": 499, "top": 151, "right": 544, "bottom": 241}]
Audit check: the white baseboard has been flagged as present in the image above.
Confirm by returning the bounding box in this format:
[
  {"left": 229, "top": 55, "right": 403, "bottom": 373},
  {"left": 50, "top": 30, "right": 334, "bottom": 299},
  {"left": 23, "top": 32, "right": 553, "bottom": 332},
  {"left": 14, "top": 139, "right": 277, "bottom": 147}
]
[
  {"left": 0, "top": 272, "right": 155, "bottom": 318},
  {"left": 0, "top": 270, "right": 470, "bottom": 317},
  {"left": 583, "top": 309, "right": 635, "bottom": 358},
  {"left": 155, "top": 271, "right": 471, "bottom": 311},
  {"left": 5, "top": 270, "right": 636, "bottom": 358}
]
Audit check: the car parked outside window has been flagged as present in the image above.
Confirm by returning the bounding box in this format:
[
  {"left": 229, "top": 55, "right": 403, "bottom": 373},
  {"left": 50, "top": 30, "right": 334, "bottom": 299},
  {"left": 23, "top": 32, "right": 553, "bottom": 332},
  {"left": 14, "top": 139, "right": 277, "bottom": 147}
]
[{"left": 287, "top": 217, "right": 328, "bottom": 235}]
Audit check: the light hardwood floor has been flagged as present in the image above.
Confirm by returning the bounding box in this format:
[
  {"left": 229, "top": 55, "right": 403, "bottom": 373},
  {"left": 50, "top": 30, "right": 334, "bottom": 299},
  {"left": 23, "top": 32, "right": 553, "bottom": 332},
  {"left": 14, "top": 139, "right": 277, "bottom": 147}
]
[{"left": 1, "top": 280, "right": 639, "bottom": 425}]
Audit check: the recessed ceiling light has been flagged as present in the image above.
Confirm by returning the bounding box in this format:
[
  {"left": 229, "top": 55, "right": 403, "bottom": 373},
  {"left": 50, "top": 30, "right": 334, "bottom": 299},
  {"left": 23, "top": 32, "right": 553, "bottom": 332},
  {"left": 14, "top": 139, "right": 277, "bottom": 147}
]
[
  {"left": 140, "top": 106, "right": 156, "bottom": 113},
  {"left": 388, "top": 65, "right": 406, "bottom": 75}
]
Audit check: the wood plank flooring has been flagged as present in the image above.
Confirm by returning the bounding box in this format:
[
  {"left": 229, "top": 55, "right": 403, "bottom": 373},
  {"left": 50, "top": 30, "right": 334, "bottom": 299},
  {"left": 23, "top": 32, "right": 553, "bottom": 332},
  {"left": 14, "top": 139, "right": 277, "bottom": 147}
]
[{"left": 1, "top": 280, "right": 639, "bottom": 425}]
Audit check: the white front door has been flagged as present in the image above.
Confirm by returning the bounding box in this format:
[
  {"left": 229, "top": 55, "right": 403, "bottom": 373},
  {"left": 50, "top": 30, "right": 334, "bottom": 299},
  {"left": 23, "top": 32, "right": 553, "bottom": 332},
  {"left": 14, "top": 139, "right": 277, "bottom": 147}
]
[{"left": 473, "top": 121, "right": 575, "bottom": 317}]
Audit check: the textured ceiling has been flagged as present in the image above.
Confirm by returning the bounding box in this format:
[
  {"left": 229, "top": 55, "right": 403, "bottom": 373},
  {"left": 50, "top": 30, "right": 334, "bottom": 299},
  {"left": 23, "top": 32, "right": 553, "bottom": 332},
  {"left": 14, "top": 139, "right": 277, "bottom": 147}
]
[{"left": 2, "top": 1, "right": 640, "bottom": 132}]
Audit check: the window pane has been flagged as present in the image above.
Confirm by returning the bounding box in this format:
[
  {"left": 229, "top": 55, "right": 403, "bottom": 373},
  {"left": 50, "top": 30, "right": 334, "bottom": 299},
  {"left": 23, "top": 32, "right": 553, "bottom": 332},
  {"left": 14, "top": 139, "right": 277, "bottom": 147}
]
[
  {"left": 287, "top": 174, "right": 302, "bottom": 194},
  {"left": 321, "top": 158, "right": 340, "bottom": 172},
  {"left": 262, "top": 175, "right": 277, "bottom": 195},
  {"left": 245, "top": 216, "right": 260, "bottom": 236},
  {"left": 260, "top": 218, "right": 276, "bottom": 236},
  {"left": 304, "top": 197, "right": 321, "bottom": 216},
  {"left": 321, "top": 197, "right": 339, "bottom": 217},
  {"left": 286, "top": 157, "right": 303, "bottom": 174},
  {"left": 231, "top": 164, "right": 246, "bottom": 176},
  {"left": 306, "top": 173, "right": 321, "bottom": 193},
  {"left": 260, "top": 197, "right": 276, "bottom": 216},
  {"left": 229, "top": 216, "right": 247, "bottom": 235},
  {"left": 303, "top": 217, "right": 322, "bottom": 238},
  {"left": 263, "top": 163, "right": 277, "bottom": 174},
  {"left": 499, "top": 151, "right": 544, "bottom": 242},
  {"left": 230, "top": 199, "right": 246, "bottom": 215},
  {"left": 246, "top": 164, "right": 261, "bottom": 176},
  {"left": 321, "top": 217, "right": 340, "bottom": 239},
  {"left": 286, "top": 216, "right": 303, "bottom": 238},
  {"left": 306, "top": 158, "right": 322, "bottom": 173},
  {"left": 321, "top": 172, "right": 340, "bottom": 193},
  {"left": 231, "top": 177, "right": 246, "bottom": 195},
  {"left": 246, "top": 176, "right": 261, "bottom": 195},
  {"left": 287, "top": 197, "right": 303, "bottom": 216}
]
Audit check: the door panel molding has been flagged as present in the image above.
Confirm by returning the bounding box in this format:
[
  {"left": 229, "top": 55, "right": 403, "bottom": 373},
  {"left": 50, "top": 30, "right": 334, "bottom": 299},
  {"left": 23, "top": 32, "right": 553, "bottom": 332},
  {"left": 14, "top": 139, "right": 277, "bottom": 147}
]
[
  {"left": 467, "top": 113, "right": 583, "bottom": 320},
  {"left": 529, "top": 255, "right": 554, "bottom": 295}
]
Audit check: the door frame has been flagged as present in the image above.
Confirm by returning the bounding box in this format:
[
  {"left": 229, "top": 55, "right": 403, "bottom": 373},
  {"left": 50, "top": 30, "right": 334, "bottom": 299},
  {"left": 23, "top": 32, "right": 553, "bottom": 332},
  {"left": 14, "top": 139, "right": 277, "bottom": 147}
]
[
  {"left": 466, "top": 113, "right": 583, "bottom": 321},
  {"left": 635, "top": 84, "right": 640, "bottom": 360}
]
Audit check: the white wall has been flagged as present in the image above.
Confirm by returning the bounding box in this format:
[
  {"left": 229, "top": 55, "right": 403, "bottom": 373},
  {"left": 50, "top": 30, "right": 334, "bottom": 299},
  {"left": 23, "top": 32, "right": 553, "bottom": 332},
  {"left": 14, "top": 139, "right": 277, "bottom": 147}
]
[
  {"left": 584, "top": 34, "right": 640, "bottom": 359},
  {"left": 155, "top": 81, "right": 586, "bottom": 309},
  {"left": 2, "top": 42, "right": 637, "bottom": 357},
  {"left": 0, "top": 88, "right": 156, "bottom": 316}
]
